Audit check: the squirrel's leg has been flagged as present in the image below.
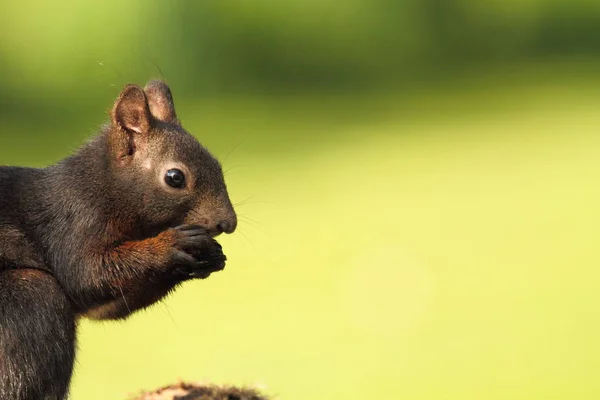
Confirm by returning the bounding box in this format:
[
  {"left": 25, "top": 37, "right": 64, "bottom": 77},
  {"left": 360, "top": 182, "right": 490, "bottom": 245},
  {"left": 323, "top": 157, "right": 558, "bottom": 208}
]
[
  {"left": 0, "top": 268, "right": 76, "bottom": 400},
  {"left": 77, "top": 225, "right": 225, "bottom": 320}
]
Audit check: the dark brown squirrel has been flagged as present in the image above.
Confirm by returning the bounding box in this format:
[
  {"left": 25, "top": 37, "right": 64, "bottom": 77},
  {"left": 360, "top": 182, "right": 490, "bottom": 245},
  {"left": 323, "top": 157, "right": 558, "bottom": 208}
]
[{"left": 0, "top": 81, "right": 237, "bottom": 399}]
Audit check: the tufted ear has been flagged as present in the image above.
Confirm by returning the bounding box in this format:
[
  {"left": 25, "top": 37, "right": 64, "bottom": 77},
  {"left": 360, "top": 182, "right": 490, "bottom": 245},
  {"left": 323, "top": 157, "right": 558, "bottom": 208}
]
[
  {"left": 111, "top": 85, "right": 152, "bottom": 135},
  {"left": 144, "top": 80, "right": 178, "bottom": 124},
  {"left": 109, "top": 84, "right": 154, "bottom": 161}
]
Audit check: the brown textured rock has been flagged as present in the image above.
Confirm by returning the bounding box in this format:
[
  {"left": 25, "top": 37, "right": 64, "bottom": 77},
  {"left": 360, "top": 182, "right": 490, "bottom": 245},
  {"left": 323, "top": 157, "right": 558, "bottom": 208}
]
[{"left": 132, "top": 381, "right": 269, "bottom": 400}]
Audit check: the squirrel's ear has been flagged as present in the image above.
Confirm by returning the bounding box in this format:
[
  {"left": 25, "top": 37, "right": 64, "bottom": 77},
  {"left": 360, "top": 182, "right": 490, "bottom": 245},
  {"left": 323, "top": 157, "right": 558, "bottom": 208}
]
[
  {"left": 144, "top": 80, "right": 178, "bottom": 124},
  {"left": 111, "top": 85, "right": 152, "bottom": 135}
]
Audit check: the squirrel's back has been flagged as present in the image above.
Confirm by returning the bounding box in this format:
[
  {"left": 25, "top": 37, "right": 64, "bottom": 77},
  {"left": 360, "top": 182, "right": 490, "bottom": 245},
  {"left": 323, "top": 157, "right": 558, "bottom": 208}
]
[
  {"left": 0, "top": 166, "right": 43, "bottom": 223},
  {"left": 0, "top": 166, "right": 48, "bottom": 270}
]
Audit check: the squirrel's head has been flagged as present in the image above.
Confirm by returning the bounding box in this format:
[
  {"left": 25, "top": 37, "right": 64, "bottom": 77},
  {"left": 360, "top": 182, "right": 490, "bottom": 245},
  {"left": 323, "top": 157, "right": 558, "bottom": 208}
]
[{"left": 105, "top": 81, "right": 236, "bottom": 237}]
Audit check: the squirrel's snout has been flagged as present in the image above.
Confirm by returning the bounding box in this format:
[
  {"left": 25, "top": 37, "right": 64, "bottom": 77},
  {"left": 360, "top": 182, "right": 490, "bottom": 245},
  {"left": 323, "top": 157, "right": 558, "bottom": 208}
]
[
  {"left": 186, "top": 197, "right": 237, "bottom": 236},
  {"left": 217, "top": 215, "right": 237, "bottom": 234},
  {"left": 199, "top": 213, "right": 237, "bottom": 237}
]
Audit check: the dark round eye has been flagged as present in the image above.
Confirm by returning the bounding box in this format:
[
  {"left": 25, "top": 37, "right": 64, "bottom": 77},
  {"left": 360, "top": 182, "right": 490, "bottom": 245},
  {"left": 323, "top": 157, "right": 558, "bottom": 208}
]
[{"left": 165, "top": 169, "right": 186, "bottom": 189}]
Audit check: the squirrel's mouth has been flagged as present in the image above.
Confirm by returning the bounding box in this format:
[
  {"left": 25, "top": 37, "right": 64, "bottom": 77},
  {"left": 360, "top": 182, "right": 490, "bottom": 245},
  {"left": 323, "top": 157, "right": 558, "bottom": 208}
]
[{"left": 208, "top": 228, "right": 222, "bottom": 238}]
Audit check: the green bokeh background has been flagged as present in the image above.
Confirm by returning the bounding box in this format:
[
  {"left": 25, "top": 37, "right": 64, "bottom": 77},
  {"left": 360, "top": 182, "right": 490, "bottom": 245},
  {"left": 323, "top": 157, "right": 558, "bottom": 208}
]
[{"left": 1, "top": 1, "right": 600, "bottom": 399}]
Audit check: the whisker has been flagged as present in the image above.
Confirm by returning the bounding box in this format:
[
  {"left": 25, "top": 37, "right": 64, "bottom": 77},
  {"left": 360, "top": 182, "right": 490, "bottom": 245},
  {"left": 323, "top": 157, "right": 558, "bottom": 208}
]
[
  {"left": 117, "top": 286, "right": 132, "bottom": 315},
  {"left": 222, "top": 136, "right": 248, "bottom": 163},
  {"left": 129, "top": 45, "right": 167, "bottom": 81},
  {"left": 238, "top": 215, "right": 261, "bottom": 225},
  {"left": 223, "top": 165, "right": 248, "bottom": 177},
  {"left": 146, "top": 54, "right": 166, "bottom": 81},
  {"left": 234, "top": 200, "right": 274, "bottom": 208},
  {"left": 224, "top": 165, "right": 246, "bottom": 173},
  {"left": 239, "top": 218, "right": 267, "bottom": 235},
  {"left": 236, "top": 227, "right": 255, "bottom": 248},
  {"left": 233, "top": 196, "right": 255, "bottom": 207},
  {"left": 161, "top": 301, "right": 182, "bottom": 334},
  {"left": 233, "top": 196, "right": 274, "bottom": 207}
]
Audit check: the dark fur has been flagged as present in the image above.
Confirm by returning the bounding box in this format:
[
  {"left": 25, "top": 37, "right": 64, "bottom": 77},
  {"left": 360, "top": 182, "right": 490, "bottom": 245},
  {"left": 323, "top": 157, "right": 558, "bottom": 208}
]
[{"left": 0, "top": 81, "right": 237, "bottom": 399}]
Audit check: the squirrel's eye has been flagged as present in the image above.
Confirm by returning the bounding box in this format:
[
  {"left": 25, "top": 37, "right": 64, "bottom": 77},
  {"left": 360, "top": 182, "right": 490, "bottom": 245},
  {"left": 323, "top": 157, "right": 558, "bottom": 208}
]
[{"left": 165, "top": 169, "right": 186, "bottom": 189}]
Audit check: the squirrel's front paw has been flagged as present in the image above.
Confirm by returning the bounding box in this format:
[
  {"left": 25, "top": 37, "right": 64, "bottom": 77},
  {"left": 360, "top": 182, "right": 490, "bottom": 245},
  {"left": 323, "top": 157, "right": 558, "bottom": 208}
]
[{"left": 170, "top": 225, "right": 227, "bottom": 279}]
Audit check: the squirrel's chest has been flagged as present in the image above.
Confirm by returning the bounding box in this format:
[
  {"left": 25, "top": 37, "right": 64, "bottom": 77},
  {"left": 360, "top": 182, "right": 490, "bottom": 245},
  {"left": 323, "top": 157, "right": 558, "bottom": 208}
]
[{"left": 0, "top": 226, "right": 46, "bottom": 270}]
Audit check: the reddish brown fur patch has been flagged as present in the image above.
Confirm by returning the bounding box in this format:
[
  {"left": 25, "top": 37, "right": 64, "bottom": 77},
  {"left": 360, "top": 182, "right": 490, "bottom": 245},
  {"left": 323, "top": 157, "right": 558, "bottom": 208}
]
[
  {"left": 106, "top": 229, "right": 177, "bottom": 268},
  {"left": 14, "top": 268, "right": 48, "bottom": 281}
]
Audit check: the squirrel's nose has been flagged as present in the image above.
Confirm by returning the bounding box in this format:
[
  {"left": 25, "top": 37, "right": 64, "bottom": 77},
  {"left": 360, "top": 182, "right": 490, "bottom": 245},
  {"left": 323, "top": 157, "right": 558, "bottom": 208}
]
[{"left": 217, "top": 215, "right": 237, "bottom": 234}]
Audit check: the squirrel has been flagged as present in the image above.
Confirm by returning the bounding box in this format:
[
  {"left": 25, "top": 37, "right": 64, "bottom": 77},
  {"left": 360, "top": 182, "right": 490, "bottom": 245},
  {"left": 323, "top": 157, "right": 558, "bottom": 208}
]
[{"left": 0, "top": 81, "right": 237, "bottom": 399}]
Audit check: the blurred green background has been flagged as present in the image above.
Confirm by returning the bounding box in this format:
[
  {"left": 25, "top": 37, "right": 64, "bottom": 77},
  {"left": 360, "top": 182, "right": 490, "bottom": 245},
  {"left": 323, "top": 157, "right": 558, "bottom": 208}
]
[{"left": 1, "top": 1, "right": 600, "bottom": 399}]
